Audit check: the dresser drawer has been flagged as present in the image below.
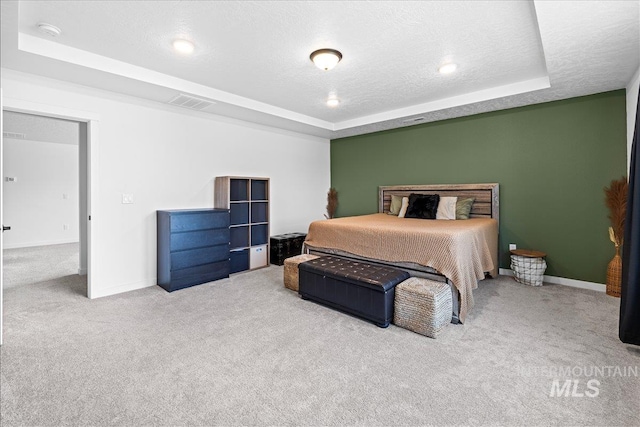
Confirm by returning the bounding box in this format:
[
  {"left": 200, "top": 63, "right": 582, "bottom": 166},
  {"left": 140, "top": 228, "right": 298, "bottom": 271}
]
[
  {"left": 167, "top": 260, "right": 230, "bottom": 291},
  {"left": 171, "top": 245, "right": 229, "bottom": 270},
  {"left": 170, "top": 228, "right": 230, "bottom": 251},
  {"left": 170, "top": 212, "right": 230, "bottom": 232}
]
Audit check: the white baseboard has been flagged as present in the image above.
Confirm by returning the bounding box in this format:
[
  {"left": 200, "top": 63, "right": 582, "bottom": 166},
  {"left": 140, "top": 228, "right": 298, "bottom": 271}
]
[
  {"left": 499, "top": 268, "right": 606, "bottom": 292},
  {"left": 89, "top": 278, "right": 156, "bottom": 299},
  {"left": 3, "top": 239, "right": 79, "bottom": 249}
]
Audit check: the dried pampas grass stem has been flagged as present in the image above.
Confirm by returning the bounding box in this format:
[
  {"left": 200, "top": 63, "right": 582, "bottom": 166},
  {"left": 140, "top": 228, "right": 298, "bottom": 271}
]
[
  {"left": 324, "top": 188, "right": 338, "bottom": 219},
  {"left": 604, "top": 177, "right": 628, "bottom": 246}
]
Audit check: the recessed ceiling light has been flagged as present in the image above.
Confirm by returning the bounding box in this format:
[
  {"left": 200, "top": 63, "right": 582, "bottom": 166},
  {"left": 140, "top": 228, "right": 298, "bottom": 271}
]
[
  {"left": 310, "top": 49, "right": 343, "bottom": 71},
  {"left": 438, "top": 63, "right": 458, "bottom": 74},
  {"left": 173, "top": 39, "right": 195, "bottom": 55},
  {"left": 37, "top": 22, "right": 61, "bottom": 37},
  {"left": 327, "top": 97, "right": 340, "bottom": 107}
]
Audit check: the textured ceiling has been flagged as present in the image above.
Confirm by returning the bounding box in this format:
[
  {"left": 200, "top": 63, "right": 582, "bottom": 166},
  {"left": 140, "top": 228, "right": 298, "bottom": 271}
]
[
  {"left": 3, "top": 111, "right": 79, "bottom": 145},
  {"left": 1, "top": 1, "right": 638, "bottom": 139}
]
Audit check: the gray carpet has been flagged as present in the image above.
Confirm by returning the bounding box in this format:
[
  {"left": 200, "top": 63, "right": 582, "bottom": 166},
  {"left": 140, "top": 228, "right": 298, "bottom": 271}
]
[
  {"left": 3, "top": 243, "right": 80, "bottom": 289},
  {"left": 1, "top": 262, "right": 639, "bottom": 426}
]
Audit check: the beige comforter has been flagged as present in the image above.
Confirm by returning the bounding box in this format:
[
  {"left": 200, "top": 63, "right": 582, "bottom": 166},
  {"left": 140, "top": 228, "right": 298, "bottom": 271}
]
[{"left": 304, "top": 213, "right": 498, "bottom": 323}]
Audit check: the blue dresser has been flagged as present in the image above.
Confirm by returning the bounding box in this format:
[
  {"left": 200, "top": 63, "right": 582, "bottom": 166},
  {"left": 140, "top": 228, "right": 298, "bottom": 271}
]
[{"left": 157, "top": 209, "right": 230, "bottom": 292}]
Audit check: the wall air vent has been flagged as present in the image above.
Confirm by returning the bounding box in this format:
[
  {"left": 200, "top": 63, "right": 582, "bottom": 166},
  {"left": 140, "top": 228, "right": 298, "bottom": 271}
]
[
  {"left": 402, "top": 117, "right": 425, "bottom": 124},
  {"left": 167, "top": 94, "right": 216, "bottom": 111},
  {"left": 3, "top": 132, "right": 26, "bottom": 139}
]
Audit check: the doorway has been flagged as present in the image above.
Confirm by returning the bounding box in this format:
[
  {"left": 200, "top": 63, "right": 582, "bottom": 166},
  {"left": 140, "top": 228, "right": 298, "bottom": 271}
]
[
  {"left": 1, "top": 97, "right": 97, "bottom": 345},
  {"left": 2, "top": 111, "right": 87, "bottom": 292},
  {"left": 2, "top": 111, "right": 85, "bottom": 294}
]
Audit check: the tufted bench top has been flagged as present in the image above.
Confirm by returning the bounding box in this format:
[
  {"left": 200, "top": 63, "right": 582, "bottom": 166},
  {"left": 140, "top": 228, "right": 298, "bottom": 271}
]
[{"left": 299, "top": 256, "right": 410, "bottom": 292}]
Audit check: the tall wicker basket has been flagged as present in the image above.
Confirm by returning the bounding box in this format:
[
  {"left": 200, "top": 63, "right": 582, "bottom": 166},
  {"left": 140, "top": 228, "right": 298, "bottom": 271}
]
[{"left": 606, "top": 245, "right": 622, "bottom": 297}]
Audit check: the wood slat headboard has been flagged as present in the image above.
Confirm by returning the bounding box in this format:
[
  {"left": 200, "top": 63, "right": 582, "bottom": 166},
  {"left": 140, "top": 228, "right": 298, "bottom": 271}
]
[{"left": 378, "top": 183, "right": 500, "bottom": 223}]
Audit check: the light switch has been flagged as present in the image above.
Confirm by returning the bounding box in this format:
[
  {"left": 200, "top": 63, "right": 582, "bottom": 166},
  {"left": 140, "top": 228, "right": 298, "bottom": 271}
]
[
  {"left": 5, "top": 177, "right": 17, "bottom": 182},
  {"left": 63, "top": 193, "right": 68, "bottom": 199},
  {"left": 122, "top": 193, "right": 134, "bottom": 204}
]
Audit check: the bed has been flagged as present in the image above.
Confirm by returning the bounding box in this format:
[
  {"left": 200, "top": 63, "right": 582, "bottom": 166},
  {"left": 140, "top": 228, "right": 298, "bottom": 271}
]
[{"left": 303, "top": 183, "right": 499, "bottom": 323}]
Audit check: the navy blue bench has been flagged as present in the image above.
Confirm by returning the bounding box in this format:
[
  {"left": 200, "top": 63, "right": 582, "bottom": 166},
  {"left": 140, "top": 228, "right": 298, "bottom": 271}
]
[{"left": 298, "top": 256, "right": 410, "bottom": 327}]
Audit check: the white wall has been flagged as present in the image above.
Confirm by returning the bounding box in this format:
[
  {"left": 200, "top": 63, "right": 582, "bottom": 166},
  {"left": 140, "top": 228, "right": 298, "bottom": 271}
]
[
  {"left": 2, "top": 138, "right": 79, "bottom": 249},
  {"left": 627, "top": 66, "right": 640, "bottom": 172},
  {"left": 1, "top": 69, "right": 331, "bottom": 298}
]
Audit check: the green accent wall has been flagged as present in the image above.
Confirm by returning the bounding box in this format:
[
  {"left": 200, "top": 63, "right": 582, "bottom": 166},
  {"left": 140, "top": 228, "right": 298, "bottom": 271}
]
[{"left": 330, "top": 90, "right": 627, "bottom": 284}]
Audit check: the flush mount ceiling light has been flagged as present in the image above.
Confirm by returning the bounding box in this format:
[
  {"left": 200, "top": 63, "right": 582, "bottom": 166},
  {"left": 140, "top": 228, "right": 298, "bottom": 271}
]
[
  {"left": 310, "top": 49, "right": 343, "bottom": 71},
  {"left": 438, "top": 63, "right": 458, "bottom": 74},
  {"left": 37, "top": 22, "right": 61, "bottom": 37},
  {"left": 326, "top": 97, "right": 340, "bottom": 107},
  {"left": 172, "top": 39, "right": 195, "bottom": 55}
]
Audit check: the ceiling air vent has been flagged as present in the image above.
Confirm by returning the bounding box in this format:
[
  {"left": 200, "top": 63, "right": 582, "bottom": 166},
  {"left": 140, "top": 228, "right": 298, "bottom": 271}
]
[
  {"left": 3, "top": 131, "right": 26, "bottom": 139},
  {"left": 167, "top": 94, "right": 216, "bottom": 111},
  {"left": 402, "top": 117, "right": 425, "bottom": 124}
]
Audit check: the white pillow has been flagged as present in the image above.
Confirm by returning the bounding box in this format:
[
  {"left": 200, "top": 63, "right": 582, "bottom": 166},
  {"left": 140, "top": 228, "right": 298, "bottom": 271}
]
[
  {"left": 436, "top": 196, "right": 457, "bottom": 220},
  {"left": 398, "top": 197, "right": 409, "bottom": 218}
]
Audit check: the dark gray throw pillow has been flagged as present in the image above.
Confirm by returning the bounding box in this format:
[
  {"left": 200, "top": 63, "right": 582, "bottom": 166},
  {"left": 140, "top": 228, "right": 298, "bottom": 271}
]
[{"left": 405, "top": 194, "right": 440, "bottom": 219}]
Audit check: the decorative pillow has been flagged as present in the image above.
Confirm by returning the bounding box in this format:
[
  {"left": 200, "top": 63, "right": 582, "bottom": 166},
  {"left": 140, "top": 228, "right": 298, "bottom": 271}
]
[
  {"left": 388, "top": 195, "right": 403, "bottom": 215},
  {"left": 398, "top": 197, "right": 409, "bottom": 218},
  {"left": 436, "top": 196, "right": 458, "bottom": 220},
  {"left": 456, "top": 197, "right": 475, "bottom": 220},
  {"left": 405, "top": 194, "right": 440, "bottom": 219}
]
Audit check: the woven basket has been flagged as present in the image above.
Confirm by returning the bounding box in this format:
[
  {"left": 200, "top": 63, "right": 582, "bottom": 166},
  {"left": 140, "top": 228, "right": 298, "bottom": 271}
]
[
  {"left": 393, "top": 277, "right": 452, "bottom": 338},
  {"left": 606, "top": 246, "right": 622, "bottom": 297},
  {"left": 283, "top": 254, "right": 319, "bottom": 292}
]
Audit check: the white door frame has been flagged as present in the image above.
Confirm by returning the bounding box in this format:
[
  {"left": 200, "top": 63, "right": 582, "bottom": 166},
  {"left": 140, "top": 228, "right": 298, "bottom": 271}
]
[
  {"left": 2, "top": 96, "right": 99, "bottom": 299},
  {"left": 1, "top": 88, "right": 5, "bottom": 345}
]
